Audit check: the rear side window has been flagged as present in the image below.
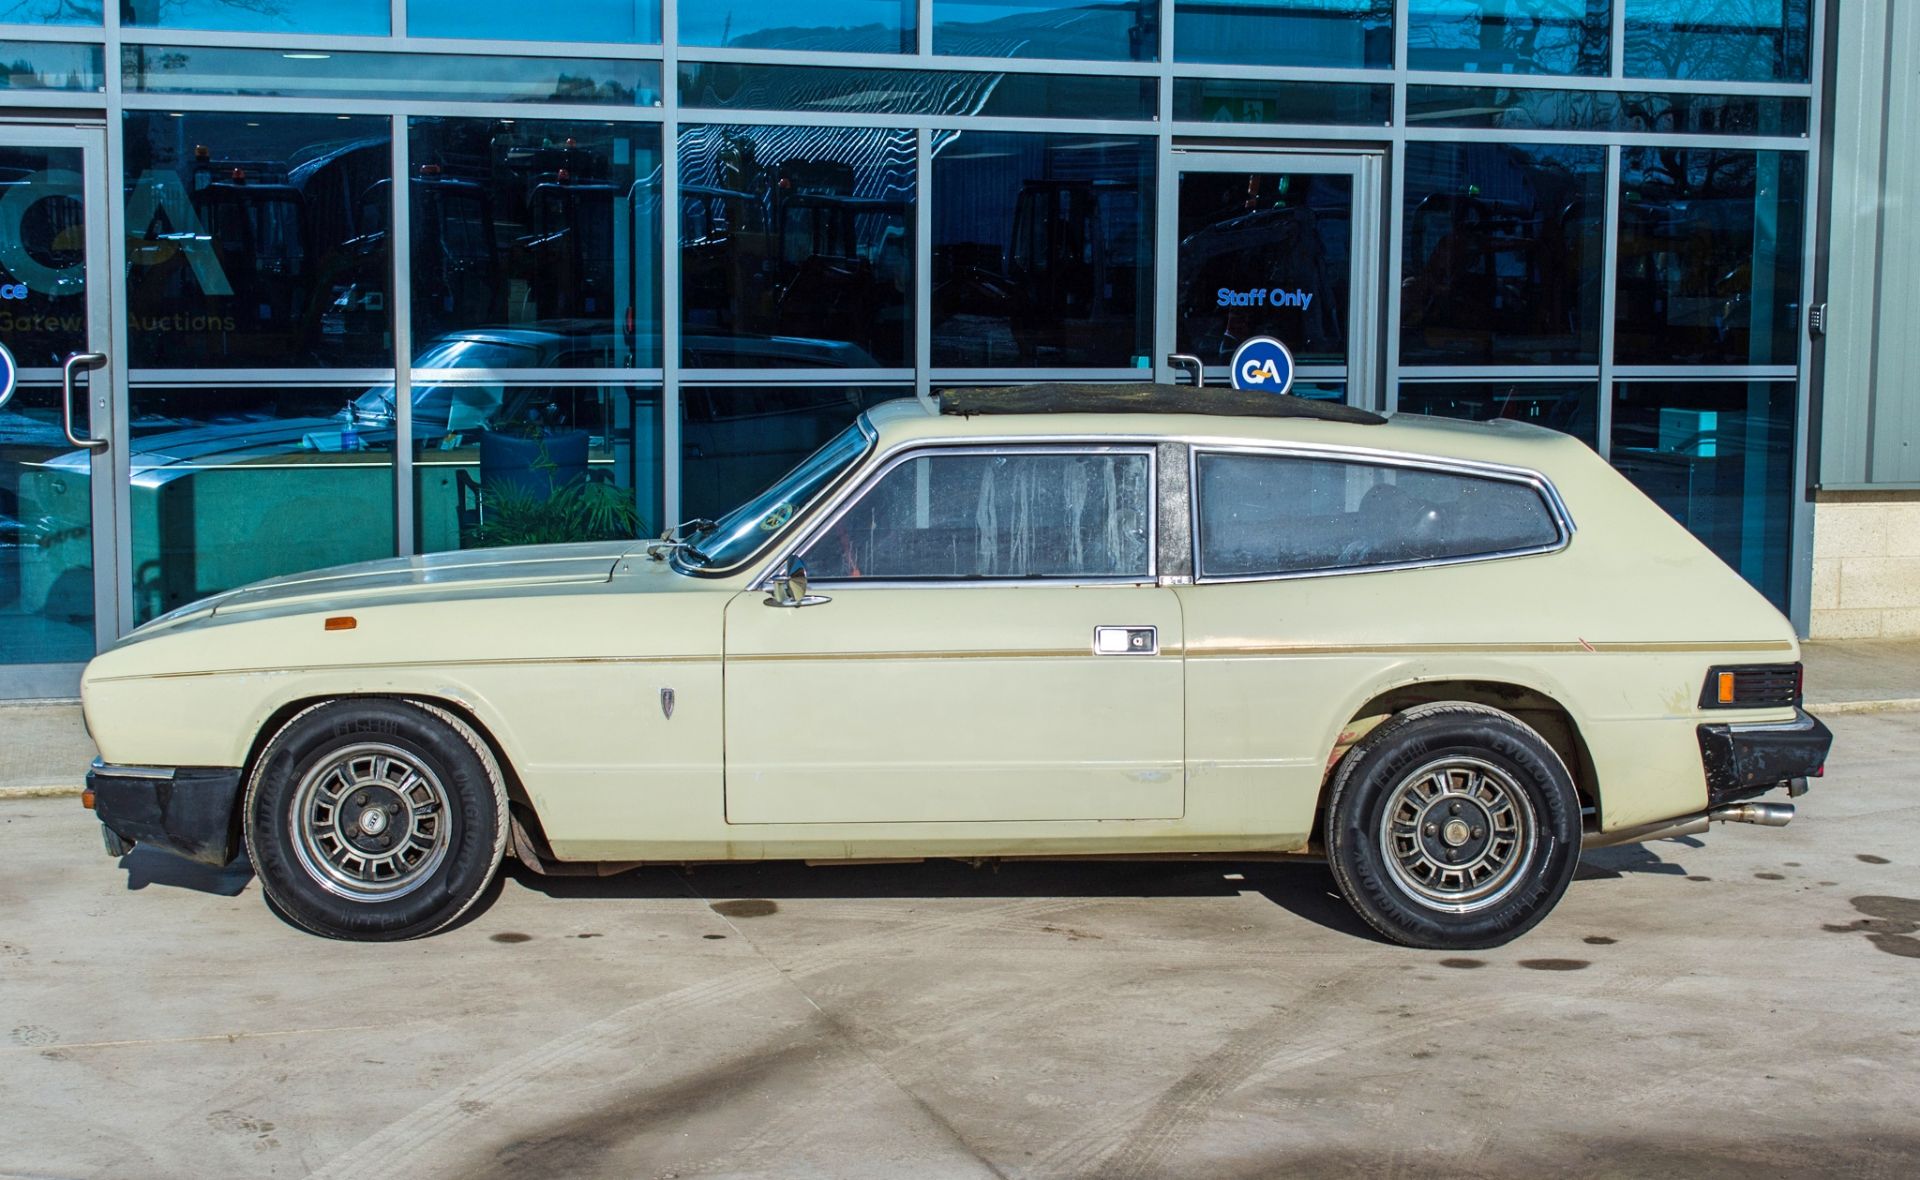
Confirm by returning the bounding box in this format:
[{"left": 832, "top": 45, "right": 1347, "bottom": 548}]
[{"left": 1194, "top": 451, "right": 1564, "bottom": 579}]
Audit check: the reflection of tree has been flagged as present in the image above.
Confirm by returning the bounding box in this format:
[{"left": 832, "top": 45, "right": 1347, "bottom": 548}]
[
  {"left": 1624, "top": 0, "right": 1810, "bottom": 81},
  {"left": 1404, "top": 0, "right": 1609, "bottom": 75},
  {"left": 119, "top": 0, "right": 286, "bottom": 21},
  {"left": 1, "top": 0, "right": 99, "bottom": 20}
]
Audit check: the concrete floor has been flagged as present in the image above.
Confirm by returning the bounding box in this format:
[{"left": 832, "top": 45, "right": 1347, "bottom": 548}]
[{"left": 2, "top": 709, "right": 1917, "bottom": 1178}]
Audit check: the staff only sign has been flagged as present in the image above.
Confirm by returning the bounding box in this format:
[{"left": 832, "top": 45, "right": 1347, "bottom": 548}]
[{"left": 1228, "top": 335, "right": 1295, "bottom": 395}]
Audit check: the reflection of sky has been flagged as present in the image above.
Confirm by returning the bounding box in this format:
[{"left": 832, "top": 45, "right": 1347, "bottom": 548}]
[
  {"left": 121, "top": 0, "right": 389, "bottom": 34},
  {"left": 409, "top": 0, "right": 661, "bottom": 42},
  {"left": 680, "top": 1, "right": 916, "bottom": 47}
]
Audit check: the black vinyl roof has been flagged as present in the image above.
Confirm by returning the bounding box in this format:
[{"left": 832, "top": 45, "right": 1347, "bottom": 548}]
[{"left": 938, "top": 382, "right": 1386, "bottom": 426}]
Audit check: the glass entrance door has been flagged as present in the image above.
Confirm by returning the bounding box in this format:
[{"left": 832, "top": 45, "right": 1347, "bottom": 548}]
[
  {"left": 1158, "top": 151, "right": 1380, "bottom": 404},
  {"left": 0, "top": 125, "right": 116, "bottom": 698}
]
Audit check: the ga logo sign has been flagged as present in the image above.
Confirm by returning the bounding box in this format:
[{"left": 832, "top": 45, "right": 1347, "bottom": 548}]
[{"left": 1229, "top": 335, "right": 1295, "bottom": 395}]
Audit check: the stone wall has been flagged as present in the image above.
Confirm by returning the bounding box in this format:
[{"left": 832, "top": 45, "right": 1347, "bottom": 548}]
[{"left": 1811, "top": 493, "right": 1920, "bottom": 638}]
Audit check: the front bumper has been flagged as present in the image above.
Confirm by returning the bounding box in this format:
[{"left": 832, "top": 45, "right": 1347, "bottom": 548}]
[
  {"left": 85, "top": 759, "right": 245, "bottom": 867},
  {"left": 1697, "top": 708, "right": 1833, "bottom": 807}
]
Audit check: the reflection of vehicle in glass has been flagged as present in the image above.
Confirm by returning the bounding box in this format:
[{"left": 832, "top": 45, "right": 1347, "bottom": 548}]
[
  {"left": 354, "top": 166, "right": 501, "bottom": 344},
  {"left": 25, "top": 325, "right": 882, "bottom": 620},
  {"left": 81, "top": 387, "right": 1827, "bottom": 947}
]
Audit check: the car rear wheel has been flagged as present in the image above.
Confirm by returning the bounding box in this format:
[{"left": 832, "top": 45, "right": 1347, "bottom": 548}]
[
  {"left": 243, "top": 699, "right": 508, "bottom": 940},
  {"left": 1324, "top": 702, "right": 1580, "bottom": 950}
]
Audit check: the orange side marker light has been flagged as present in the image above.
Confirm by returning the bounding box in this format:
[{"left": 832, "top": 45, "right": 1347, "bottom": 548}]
[
  {"left": 81, "top": 788, "right": 95, "bottom": 810},
  {"left": 1716, "top": 671, "right": 1736, "bottom": 704},
  {"left": 325, "top": 616, "right": 357, "bottom": 632}
]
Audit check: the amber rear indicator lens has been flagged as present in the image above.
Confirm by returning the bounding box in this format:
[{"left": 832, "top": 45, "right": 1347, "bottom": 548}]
[
  {"left": 324, "top": 616, "right": 357, "bottom": 631},
  {"left": 1717, "top": 671, "right": 1736, "bottom": 704},
  {"left": 81, "top": 788, "right": 95, "bottom": 810}
]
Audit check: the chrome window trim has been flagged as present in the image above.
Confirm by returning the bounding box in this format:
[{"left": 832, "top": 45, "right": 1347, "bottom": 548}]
[
  {"left": 1186, "top": 443, "right": 1577, "bottom": 585},
  {"left": 756, "top": 440, "right": 1160, "bottom": 590}
]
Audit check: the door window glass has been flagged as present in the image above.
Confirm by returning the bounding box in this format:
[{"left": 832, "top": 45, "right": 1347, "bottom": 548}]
[
  {"left": 0, "top": 144, "right": 88, "bottom": 367},
  {"left": 1177, "top": 170, "right": 1351, "bottom": 368},
  {"left": 3, "top": 383, "right": 93, "bottom": 665},
  {"left": 804, "top": 449, "right": 1151, "bottom": 580},
  {"left": 1195, "top": 452, "right": 1562, "bottom": 578}
]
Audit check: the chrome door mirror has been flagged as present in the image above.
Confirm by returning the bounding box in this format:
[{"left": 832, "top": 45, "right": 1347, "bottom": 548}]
[{"left": 765, "top": 555, "right": 830, "bottom": 608}]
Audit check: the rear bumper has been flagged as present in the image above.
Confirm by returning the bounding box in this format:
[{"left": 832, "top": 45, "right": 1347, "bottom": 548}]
[
  {"left": 1697, "top": 709, "right": 1833, "bottom": 807},
  {"left": 86, "top": 759, "right": 244, "bottom": 867}
]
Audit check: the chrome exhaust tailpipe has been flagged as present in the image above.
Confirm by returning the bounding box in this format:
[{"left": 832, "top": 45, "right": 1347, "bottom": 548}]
[
  {"left": 1710, "top": 802, "right": 1795, "bottom": 827},
  {"left": 1584, "top": 802, "right": 1794, "bottom": 848}
]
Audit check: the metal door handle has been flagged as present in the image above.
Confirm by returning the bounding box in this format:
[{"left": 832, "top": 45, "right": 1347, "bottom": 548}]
[
  {"left": 1094, "top": 626, "right": 1158, "bottom": 656},
  {"left": 1166, "top": 355, "right": 1204, "bottom": 387},
  {"left": 62, "top": 352, "right": 108, "bottom": 451}
]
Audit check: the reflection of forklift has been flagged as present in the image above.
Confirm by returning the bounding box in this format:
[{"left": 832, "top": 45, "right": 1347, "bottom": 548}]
[
  {"left": 126, "top": 139, "right": 392, "bottom": 363},
  {"left": 679, "top": 157, "right": 909, "bottom": 364},
  {"left": 934, "top": 178, "right": 1143, "bottom": 364},
  {"left": 351, "top": 165, "right": 502, "bottom": 342}
]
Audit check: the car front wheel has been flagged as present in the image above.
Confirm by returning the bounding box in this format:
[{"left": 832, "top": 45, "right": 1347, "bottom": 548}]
[
  {"left": 243, "top": 699, "right": 508, "bottom": 940},
  {"left": 1324, "top": 702, "right": 1581, "bottom": 950}
]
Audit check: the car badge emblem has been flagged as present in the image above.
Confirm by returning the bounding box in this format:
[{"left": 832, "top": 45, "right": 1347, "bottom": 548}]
[{"left": 660, "top": 687, "right": 676, "bottom": 720}]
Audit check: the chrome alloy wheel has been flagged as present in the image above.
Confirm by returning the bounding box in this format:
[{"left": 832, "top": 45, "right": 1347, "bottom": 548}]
[
  {"left": 289, "top": 742, "right": 451, "bottom": 901},
  {"left": 1378, "top": 756, "right": 1537, "bottom": 913}
]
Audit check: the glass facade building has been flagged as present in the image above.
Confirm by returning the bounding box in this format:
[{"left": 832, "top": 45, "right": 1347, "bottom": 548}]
[{"left": 0, "top": 1, "right": 1825, "bottom": 695}]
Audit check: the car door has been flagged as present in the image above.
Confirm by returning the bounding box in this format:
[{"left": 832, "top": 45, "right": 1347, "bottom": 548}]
[{"left": 722, "top": 443, "right": 1184, "bottom": 825}]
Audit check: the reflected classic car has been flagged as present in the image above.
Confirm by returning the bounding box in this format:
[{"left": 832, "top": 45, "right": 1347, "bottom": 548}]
[{"left": 81, "top": 385, "right": 1833, "bottom": 947}]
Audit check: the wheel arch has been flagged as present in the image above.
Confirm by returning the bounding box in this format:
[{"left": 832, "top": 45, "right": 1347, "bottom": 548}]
[
  {"left": 1319, "top": 677, "right": 1600, "bottom": 818},
  {"left": 240, "top": 692, "right": 535, "bottom": 814}
]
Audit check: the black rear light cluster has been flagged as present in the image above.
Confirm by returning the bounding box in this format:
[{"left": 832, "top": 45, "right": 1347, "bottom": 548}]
[{"left": 1699, "top": 663, "right": 1802, "bottom": 710}]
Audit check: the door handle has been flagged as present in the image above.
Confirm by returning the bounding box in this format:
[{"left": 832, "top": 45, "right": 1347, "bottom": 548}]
[
  {"left": 1094, "top": 626, "right": 1158, "bottom": 656},
  {"left": 1166, "top": 355, "right": 1203, "bottom": 387},
  {"left": 62, "top": 352, "right": 108, "bottom": 451}
]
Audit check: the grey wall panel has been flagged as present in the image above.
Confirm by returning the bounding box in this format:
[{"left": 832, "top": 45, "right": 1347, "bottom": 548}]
[{"left": 1821, "top": 0, "right": 1920, "bottom": 487}]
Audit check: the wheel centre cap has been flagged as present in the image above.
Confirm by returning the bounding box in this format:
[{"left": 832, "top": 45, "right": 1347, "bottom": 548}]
[
  {"left": 358, "top": 806, "right": 389, "bottom": 836},
  {"left": 1441, "top": 818, "right": 1472, "bottom": 847}
]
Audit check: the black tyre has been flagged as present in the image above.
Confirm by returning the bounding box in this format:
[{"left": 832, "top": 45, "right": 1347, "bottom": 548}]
[
  {"left": 1324, "top": 702, "right": 1581, "bottom": 950},
  {"left": 243, "top": 698, "right": 508, "bottom": 940}
]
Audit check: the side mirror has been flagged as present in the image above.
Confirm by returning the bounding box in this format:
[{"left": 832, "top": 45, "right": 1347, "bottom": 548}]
[{"left": 765, "top": 555, "right": 829, "bottom": 608}]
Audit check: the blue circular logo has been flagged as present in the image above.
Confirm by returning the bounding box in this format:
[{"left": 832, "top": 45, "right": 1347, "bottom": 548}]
[
  {"left": 0, "top": 342, "right": 16, "bottom": 412},
  {"left": 1229, "top": 336, "right": 1295, "bottom": 394}
]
